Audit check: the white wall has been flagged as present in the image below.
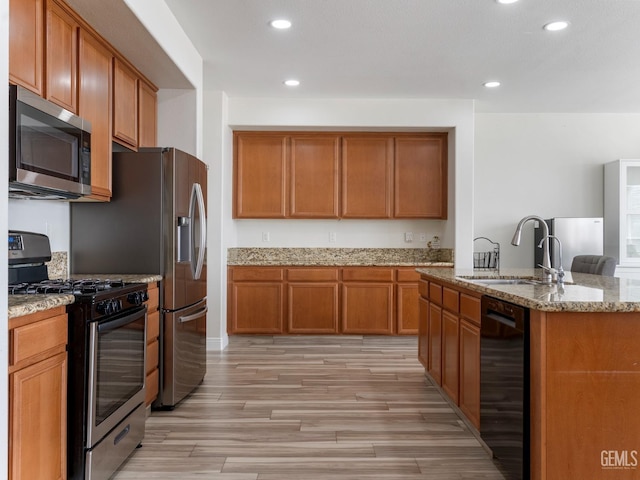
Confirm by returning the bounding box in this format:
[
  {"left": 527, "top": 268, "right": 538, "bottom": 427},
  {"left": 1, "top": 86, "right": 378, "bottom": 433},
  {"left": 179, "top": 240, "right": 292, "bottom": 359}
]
[
  {"left": 8, "top": 200, "right": 70, "bottom": 251},
  {"left": 1, "top": 0, "right": 10, "bottom": 471},
  {"left": 157, "top": 89, "right": 198, "bottom": 156},
  {"left": 474, "top": 113, "right": 640, "bottom": 268}
]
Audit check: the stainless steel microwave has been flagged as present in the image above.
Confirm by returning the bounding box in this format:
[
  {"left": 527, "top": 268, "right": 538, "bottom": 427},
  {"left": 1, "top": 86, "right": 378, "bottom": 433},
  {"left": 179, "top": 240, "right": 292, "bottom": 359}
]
[{"left": 9, "top": 84, "right": 91, "bottom": 199}]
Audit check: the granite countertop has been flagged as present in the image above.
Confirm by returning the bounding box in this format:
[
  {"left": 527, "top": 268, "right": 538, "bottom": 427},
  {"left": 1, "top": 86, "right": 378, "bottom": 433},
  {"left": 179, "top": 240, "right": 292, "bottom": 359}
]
[
  {"left": 8, "top": 294, "right": 75, "bottom": 319},
  {"left": 228, "top": 247, "right": 454, "bottom": 266},
  {"left": 8, "top": 274, "right": 162, "bottom": 319},
  {"left": 416, "top": 267, "right": 640, "bottom": 313}
]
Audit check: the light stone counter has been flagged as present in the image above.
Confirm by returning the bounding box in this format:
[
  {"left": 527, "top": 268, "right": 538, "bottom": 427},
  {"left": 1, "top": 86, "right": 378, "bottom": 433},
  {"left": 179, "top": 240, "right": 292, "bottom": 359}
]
[
  {"left": 8, "top": 294, "right": 75, "bottom": 319},
  {"left": 69, "top": 274, "right": 163, "bottom": 284},
  {"left": 228, "top": 247, "right": 454, "bottom": 266},
  {"left": 417, "top": 267, "right": 640, "bottom": 312}
]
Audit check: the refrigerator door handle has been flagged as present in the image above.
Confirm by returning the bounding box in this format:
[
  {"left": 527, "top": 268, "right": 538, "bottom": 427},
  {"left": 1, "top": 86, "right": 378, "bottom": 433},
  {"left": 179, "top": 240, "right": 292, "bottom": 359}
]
[
  {"left": 179, "top": 306, "right": 208, "bottom": 324},
  {"left": 189, "top": 182, "right": 207, "bottom": 279}
]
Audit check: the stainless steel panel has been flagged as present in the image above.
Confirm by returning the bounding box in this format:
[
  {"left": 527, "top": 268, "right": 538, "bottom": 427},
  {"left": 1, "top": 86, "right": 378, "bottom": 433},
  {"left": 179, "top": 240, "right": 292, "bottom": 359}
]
[
  {"left": 159, "top": 298, "right": 207, "bottom": 407},
  {"left": 84, "top": 403, "right": 145, "bottom": 480},
  {"left": 534, "top": 217, "right": 604, "bottom": 271}
]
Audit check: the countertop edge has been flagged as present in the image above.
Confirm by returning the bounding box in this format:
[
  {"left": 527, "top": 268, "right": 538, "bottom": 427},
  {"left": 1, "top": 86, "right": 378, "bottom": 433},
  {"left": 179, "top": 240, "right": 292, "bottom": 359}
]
[{"left": 8, "top": 294, "right": 76, "bottom": 319}]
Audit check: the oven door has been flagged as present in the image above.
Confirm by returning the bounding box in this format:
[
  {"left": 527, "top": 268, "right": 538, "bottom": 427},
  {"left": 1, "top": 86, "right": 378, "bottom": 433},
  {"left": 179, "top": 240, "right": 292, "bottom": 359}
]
[{"left": 86, "top": 306, "right": 147, "bottom": 447}]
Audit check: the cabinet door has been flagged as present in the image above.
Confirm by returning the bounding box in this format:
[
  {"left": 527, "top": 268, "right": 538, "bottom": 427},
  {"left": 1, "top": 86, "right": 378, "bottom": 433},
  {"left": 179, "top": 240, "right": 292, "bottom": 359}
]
[
  {"left": 234, "top": 133, "right": 288, "bottom": 218},
  {"left": 113, "top": 57, "right": 139, "bottom": 148},
  {"left": 229, "top": 282, "right": 284, "bottom": 333},
  {"left": 288, "top": 283, "right": 339, "bottom": 333},
  {"left": 45, "top": 0, "right": 78, "bottom": 113},
  {"left": 459, "top": 319, "right": 481, "bottom": 429},
  {"left": 428, "top": 302, "right": 442, "bottom": 384},
  {"left": 342, "top": 283, "right": 393, "bottom": 334},
  {"left": 289, "top": 135, "right": 340, "bottom": 218},
  {"left": 394, "top": 135, "right": 447, "bottom": 218},
  {"left": 138, "top": 79, "right": 157, "bottom": 148},
  {"left": 397, "top": 283, "right": 419, "bottom": 334},
  {"left": 9, "top": 352, "right": 67, "bottom": 480},
  {"left": 441, "top": 309, "right": 459, "bottom": 403},
  {"left": 418, "top": 296, "right": 429, "bottom": 368},
  {"left": 78, "top": 29, "right": 112, "bottom": 200},
  {"left": 341, "top": 135, "right": 393, "bottom": 218},
  {"left": 9, "top": 0, "right": 43, "bottom": 94}
]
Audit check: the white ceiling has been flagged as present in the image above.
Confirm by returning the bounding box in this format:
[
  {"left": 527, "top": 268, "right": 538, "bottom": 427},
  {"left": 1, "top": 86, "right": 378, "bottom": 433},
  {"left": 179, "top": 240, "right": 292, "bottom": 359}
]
[{"left": 70, "top": 0, "right": 640, "bottom": 113}]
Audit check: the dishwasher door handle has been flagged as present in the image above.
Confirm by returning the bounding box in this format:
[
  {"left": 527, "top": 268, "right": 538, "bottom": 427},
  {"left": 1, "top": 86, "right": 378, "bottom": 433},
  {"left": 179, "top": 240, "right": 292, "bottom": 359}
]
[{"left": 485, "top": 311, "right": 520, "bottom": 331}]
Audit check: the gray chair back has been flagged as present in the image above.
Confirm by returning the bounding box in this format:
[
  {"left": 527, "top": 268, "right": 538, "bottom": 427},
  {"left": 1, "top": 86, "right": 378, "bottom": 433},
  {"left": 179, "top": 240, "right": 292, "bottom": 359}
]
[{"left": 570, "top": 255, "right": 617, "bottom": 276}]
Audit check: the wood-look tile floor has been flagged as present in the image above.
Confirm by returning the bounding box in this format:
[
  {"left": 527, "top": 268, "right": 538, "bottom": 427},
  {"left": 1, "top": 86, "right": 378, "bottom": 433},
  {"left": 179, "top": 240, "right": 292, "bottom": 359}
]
[{"left": 113, "top": 336, "right": 506, "bottom": 479}]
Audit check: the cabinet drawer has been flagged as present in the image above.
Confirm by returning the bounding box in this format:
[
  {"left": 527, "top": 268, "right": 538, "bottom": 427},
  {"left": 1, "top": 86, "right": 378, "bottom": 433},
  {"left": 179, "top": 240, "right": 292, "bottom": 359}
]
[
  {"left": 146, "top": 285, "right": 159, "bottom": 311},
  {"left": 460, "top": 294, "right": 481, "bottom": 325},
  {"left": 10, "top": 313, "right": 67, "bottom": 366},
  {"left": 230, "top": 268, "right": 284, "bottom": 282},
  {"left": 146, "top": 339, "right": 159, "bottom": 374},
  {"left": 397, "top": 269, "right": 421, "bottom": 282},
  {"left": 342, "top": 268, "right": 394, "bottom": 282},
  {"left": 146, "top": 310, "right": 160, "bottom": 342},
  {"left": 443, "top": 287, "right": 459, "bottom": 313},
  {"left": 429, "top": 282, "right": 443, "bottom": 304},
  {"left": 287, "top": 268, "right": 339, "bottom": 282}
]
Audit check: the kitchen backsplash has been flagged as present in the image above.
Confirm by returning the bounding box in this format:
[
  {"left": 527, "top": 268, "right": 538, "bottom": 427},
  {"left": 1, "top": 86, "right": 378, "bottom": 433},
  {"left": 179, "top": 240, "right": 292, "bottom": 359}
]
[
  {"left": 227, "top": 247, "right": 454, "bottom": 266},
  {"left": 46, "top": 251, "right": 68, "bottom": 279}
]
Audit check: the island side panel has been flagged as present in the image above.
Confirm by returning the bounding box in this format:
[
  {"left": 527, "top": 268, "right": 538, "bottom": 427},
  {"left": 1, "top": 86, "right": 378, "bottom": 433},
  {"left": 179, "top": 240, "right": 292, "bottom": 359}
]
[
  {"left": 543, "top": 311, "right": 640, "bottom": 480},
  {"left": 529, "top": 309, "right": 547, "bottom": 480}
]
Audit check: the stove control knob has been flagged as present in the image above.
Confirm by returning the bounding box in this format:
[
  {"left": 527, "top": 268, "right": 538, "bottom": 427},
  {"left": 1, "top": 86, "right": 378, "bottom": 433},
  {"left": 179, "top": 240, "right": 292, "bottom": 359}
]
[
  {"left": 97, "top": 300, "right": 113, "bottom": 315},
  {"left": 113, "top": 299, "right": 123, "bottom": 313},
  {"left": 127, "top": 291, "right": 147, "bottom": 306}
]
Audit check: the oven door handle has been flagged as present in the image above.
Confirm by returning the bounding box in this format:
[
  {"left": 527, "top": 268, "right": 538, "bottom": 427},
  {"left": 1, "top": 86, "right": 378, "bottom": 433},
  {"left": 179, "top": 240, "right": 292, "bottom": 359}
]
[
  {"left": 179, "top": 306, "right": 208, "bottom": 324},
  {"left": 97, "top": 307, "right": 147, "bottom": 333}
]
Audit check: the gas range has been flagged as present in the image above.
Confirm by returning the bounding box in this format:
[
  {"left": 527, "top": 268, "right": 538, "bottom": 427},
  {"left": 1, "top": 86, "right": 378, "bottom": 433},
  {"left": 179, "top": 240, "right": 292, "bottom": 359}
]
[{"left": 9, "top": 277, "right": 127, "bottom": 295}]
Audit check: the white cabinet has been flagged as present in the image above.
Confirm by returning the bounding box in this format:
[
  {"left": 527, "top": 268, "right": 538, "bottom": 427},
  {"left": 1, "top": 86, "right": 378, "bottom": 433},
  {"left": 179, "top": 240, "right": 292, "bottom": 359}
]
[{"left": 604, "top": 159, "right": 640, "bottom": 267}]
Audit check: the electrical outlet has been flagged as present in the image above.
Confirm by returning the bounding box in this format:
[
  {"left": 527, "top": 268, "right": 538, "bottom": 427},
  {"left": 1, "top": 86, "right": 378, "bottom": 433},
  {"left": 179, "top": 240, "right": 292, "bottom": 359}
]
[
  {"left": 329, "top": 232, "right": 337, "bottom": 243},
  {"left": 405, "top": 232, "right": 413, "bottom": 242},
  {"left": 419, "top": 233, "right": 427, "bottom": 242},
  {"left": 262, "top": 232, "right": 270, "bottom": 242}
]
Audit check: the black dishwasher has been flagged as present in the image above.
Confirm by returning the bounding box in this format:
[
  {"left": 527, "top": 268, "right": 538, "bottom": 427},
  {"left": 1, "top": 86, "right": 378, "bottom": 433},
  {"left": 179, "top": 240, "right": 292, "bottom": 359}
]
[{"left": 480, "top": 296, "right": 530, "bottom": 480}]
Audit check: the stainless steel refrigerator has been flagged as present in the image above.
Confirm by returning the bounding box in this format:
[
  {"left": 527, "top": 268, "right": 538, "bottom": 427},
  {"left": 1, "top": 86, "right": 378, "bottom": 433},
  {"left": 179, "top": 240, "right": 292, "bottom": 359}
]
[
  {"left": 70, "top": 147, "right": 207, "bottom": 408},
  {"left": 534, "top": 217, "right": 604, "bottom": 271}
]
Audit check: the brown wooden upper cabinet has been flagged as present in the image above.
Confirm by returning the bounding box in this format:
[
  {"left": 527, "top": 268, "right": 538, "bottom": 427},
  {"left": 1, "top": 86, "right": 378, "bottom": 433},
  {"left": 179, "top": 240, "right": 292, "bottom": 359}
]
[
  {"left": 138, "top": 79, "right": 158, "bottom": 148},
  {"left": 290, "top": 136, "right": 340, "bottom": 218},
  {"left": 395, "top": 136, "right": 448, "bottom": 218},
  {"left": 112, "top": 58, "right": 139, "bottom": 149},
  {"left": 233, "top": 131, "right": 448, "bottom": 219},
  {"left": 341, "top": 135, "right": 393, "bottom": 218},
  {"left": 78, "top": 28, "right": 113, "bottom": 201},
  {"left": 234, "top": 133, "right": 288, "bottom": 218},
  {"left": 9, "top": 0, "right": 44, "bottom": 95},
  {"left": 45, "top": 0, "right": 78, "bottom": 113}
]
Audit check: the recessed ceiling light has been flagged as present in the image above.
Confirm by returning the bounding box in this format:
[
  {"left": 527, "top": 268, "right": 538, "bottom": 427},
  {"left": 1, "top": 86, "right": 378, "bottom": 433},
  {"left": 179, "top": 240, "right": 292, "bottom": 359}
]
[
  {"left": 270, "top": 19, "right": 292, "bottom": 29},
  {"left": 496, "top": 0, "right": 519, "bottom": 4},
  {"left": 543, "top": 21, "right": 569, "bottom": 31},
  {"left": 284, "top": 79, "right": 300, "bottom": 87},
  {"left": 484, "top": 81, "right": 501, "bottom": 88}
]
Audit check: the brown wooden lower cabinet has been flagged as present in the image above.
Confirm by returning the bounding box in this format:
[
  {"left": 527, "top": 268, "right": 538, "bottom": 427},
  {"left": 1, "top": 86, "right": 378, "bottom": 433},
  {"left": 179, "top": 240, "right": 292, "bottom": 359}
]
[
  {"left": 288, "top": 268, "right": 339, "bottom": 333},
  {"left": 418, "top": 275, "right": 481, "bottom": 431},
  {"left": 9, "top": 306, "right": 68, "bottom": 480},
  {"left": 228, "top": 266, "right": 437, "bottom": 335},
  {"left": 145, "top": 281, "right": 160, "bottom": 406}
]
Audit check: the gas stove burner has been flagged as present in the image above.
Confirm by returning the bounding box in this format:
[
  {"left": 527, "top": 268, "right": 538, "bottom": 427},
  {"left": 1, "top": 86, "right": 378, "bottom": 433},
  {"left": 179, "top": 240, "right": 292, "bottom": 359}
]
[{"left": 8, "top": 278, "right": 127, "bottom": 296}]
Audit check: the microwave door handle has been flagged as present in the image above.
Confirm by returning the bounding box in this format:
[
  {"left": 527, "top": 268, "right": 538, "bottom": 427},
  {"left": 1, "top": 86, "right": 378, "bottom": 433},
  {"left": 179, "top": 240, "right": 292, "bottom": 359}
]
[{"left": 189, "top": 182, "right": 207, "bottom": 280}]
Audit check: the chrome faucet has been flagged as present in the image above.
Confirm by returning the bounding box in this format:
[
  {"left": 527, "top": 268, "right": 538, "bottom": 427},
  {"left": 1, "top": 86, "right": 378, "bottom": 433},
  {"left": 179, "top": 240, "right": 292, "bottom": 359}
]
[
  {"left": 538, "top": 235, "right": 565, "bottom": 286},
  {"left": 511, "top": 215, "right": 553, "bottom": 284}
]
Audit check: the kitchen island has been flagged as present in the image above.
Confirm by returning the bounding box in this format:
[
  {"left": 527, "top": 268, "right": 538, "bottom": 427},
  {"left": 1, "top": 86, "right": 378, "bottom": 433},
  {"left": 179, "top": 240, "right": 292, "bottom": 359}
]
[{"left": 417, "top": 267, "right": 640, "bottom": 480}]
